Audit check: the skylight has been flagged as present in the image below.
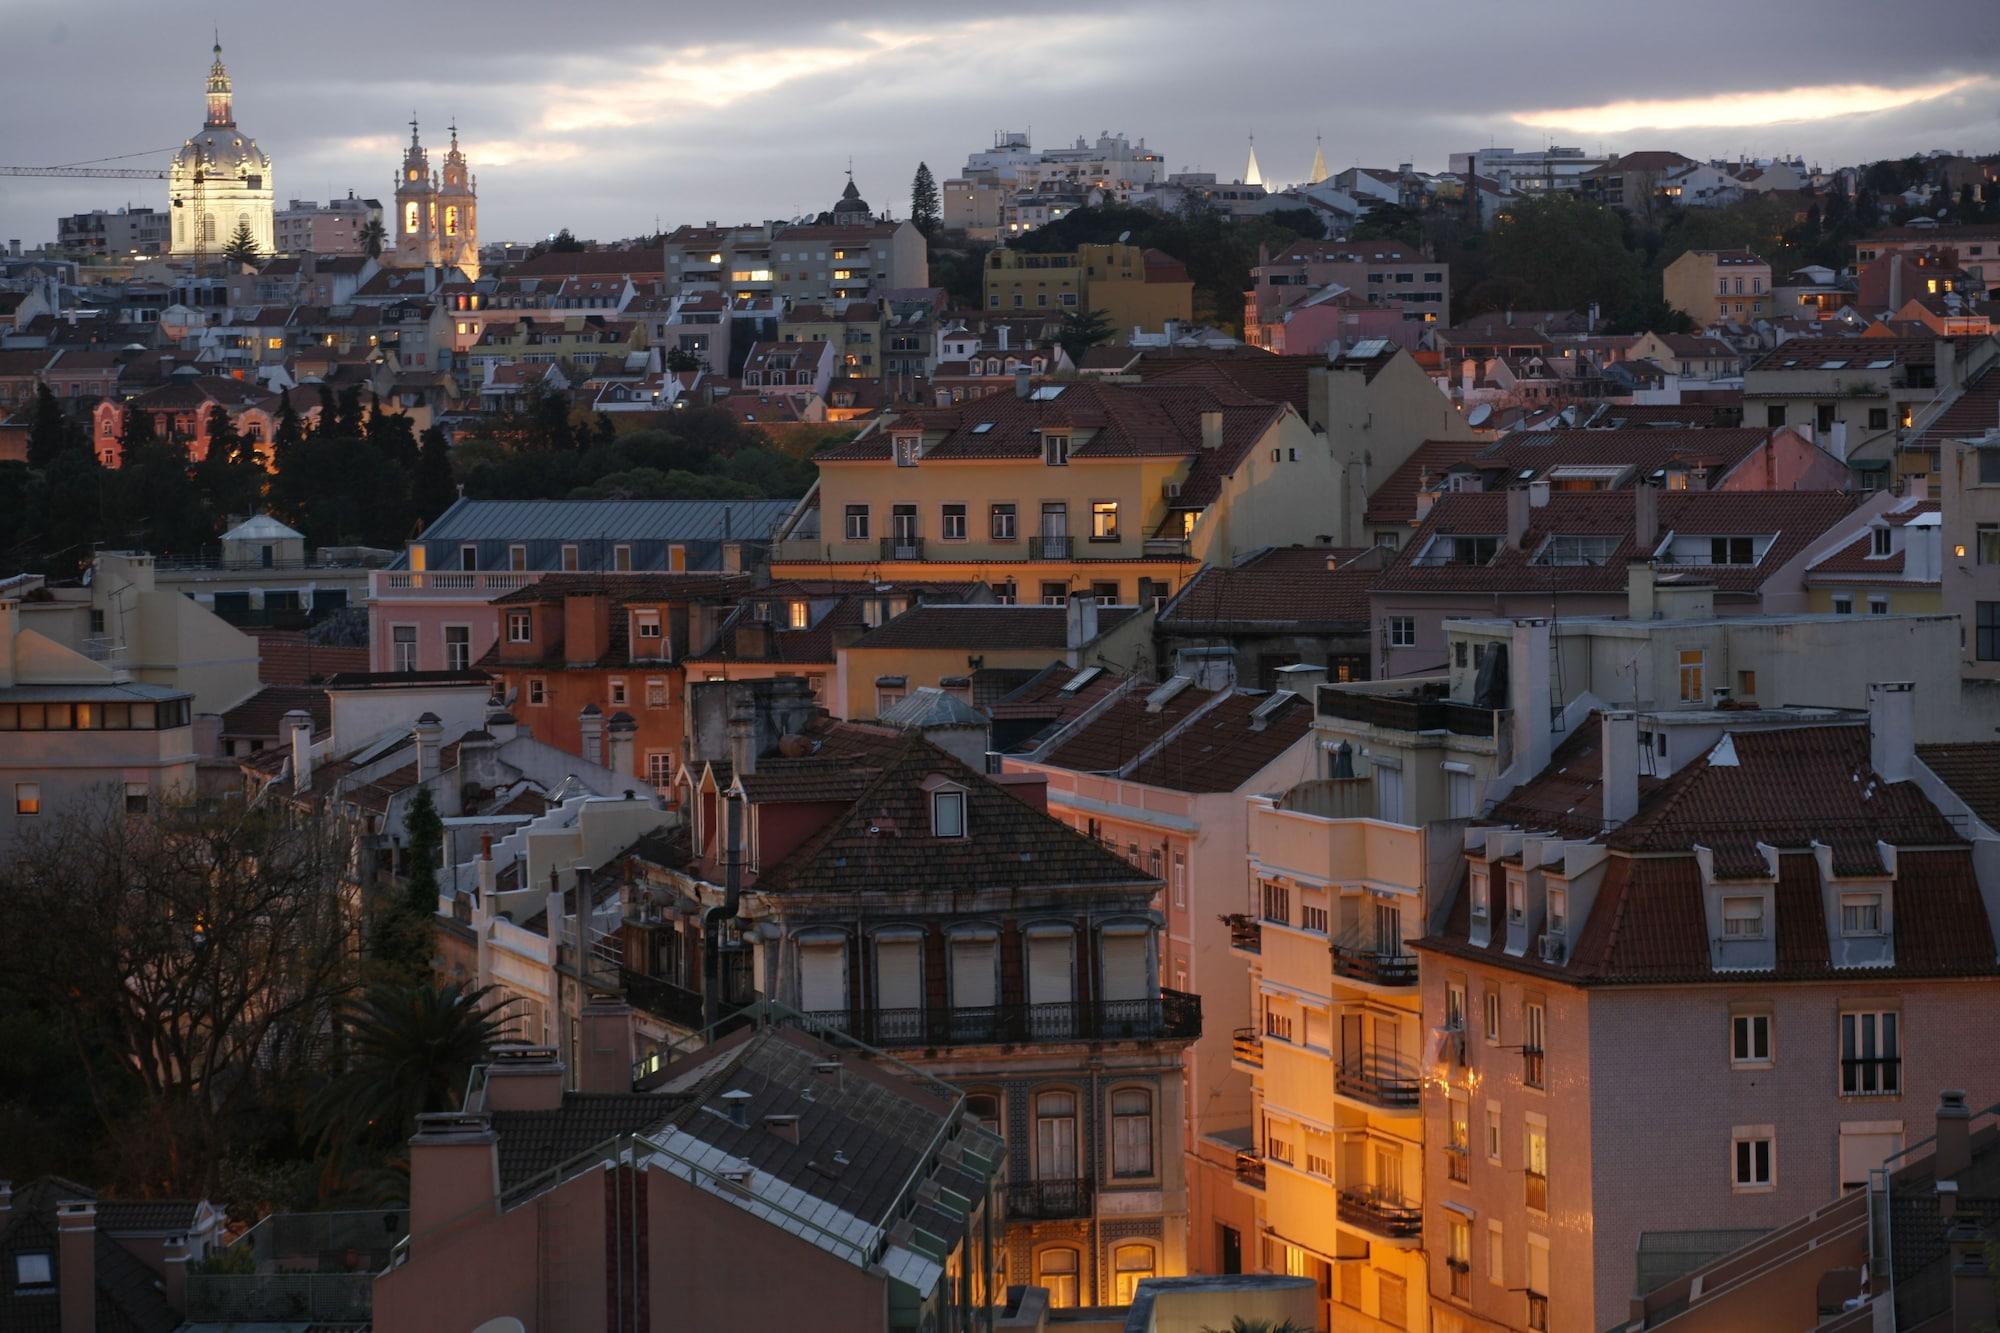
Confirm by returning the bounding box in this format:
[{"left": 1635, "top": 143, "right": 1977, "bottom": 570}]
[
  {"left": 1818, "top": 359, "right": 1848, "bottom": 369},
  {"left": 1865, "top": 358, "right": 1896, "bottom": 369},
  {"left": 1029, "top": 385, "right": 1066, "bottom": 401},
  {"left": 1059, "top": 666, "right": 1102, "bottom": 695},
  {"left": 970, "top": 422, "right": 995, "bottom": 434},
  {"left": 1347, "top": 337, "right": 1389, "bottom": 359}
]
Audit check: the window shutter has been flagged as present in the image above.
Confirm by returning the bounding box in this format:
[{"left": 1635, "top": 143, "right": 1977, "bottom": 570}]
[
  {"left": 1100, "top": 931, "right": 1147, "bottom": 1002},
  {"left": 876, "top": 938, "right": 921, "bottom": 1010},
  {"left": 798, "top": 940, "right": 845, "bottom": 1013},
  {"left": 951, "top": 937, "right": 996, "bottom": 1008},
  {"left": 1027, "top": 933, "right": 1074, "bottom": 1006},
  {"left": 1839, "top": 1129, "right": 1902, "bottom": 1190}
]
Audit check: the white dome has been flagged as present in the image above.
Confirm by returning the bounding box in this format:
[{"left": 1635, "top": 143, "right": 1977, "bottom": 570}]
[{"left": 177, "top": 126, "right": 268, "bottom": 176}]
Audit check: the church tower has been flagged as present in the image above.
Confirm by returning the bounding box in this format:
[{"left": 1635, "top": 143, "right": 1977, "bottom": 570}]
[
  {"left": 388, "top": 118, "right": 478, "bottom": 279},
  {"left": 168, "top": 38, "right": 274, "bottom": 259}
]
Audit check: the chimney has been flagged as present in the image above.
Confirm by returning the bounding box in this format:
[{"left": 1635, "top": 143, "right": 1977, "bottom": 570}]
[
  {"left": 1506, "top": 486, "right": 1532, "bottom": 550},
  {"left": 1935, "top": 1088, "right": 1972, "bottom": 1183},
  {"left": 414, "top": 712, "right": 443, "bottom": 782},
  {"left": 998, "top": 323, "right": 1011, "bottom": 351},
  {"left": 485, "top": 705, "right": 518, "bottom": 742},
  {"left": 476, "top": 833, "right": 496, "bottom": 898},
  {"left": 1200, "top": 409, "right": 1224, "bottom": 450},
  {"left": 285, "top": 709, "right": 314, "bottom": 791},
  {"left": 726, "top": 701, "right": 757, "bottom": 777},
  {"left": 721, "top": 1088, "right": 753, "bottom": 1129},
  {"left": 1272, "top": 662, "right": 1328, "bottom": 698},
  {"left": 1527, "top": 478, "right": 1551, "bottom": 509},
  {"left": 1014, "top": 366, "right": 1031, "bottom": 397},
  {"left": 408, "top": 1112, "right": 499, "bottom": 1241},
  {"left": 1509, "top": 619, "right": 1554, "bottom": 780},
  {"left": 1627, "top": 561, "right": 1657, "bottom": 621},
  {"left": 1633, "top": 481, "right": 1659, "bottom": 551},
  {"left": 162, "top": 1234, "right": 190, "bottom": 1314},
  {"left": 481, "top": 1046, "right": 566, "bottom": 1112},
  {"left": 1601, "top": 711, "right": 1639, "bottom": 827},
  {"left": 606, "top": 712, "right": 636, "bottom": 780},
  {"left": 1948, "top": 1214, "right": 1996, "bottom": 1333},
  {"left": 578, "top": 703, "right": 605, "bottom": 767},
  {"left": 578, "top": 999, "right": 635, "bottom": 1093},
  {"left": 1869, "top": 681, "right": 1915, "bottom": 783},
  {"left": 1065, "top": 596, "right": 1100, "bottom": 649},
  {"left": 57, "top": 1200, "right": 95, "bottom": 1333}
]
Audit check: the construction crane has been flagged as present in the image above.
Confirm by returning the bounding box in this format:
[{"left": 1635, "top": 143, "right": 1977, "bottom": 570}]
[{"left": 1, "top": 147, "right": 211, "bottom": 268}]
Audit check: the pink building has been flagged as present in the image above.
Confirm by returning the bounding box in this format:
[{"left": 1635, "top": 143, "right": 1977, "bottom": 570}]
[
  {"left": 1414, "top": 691, "right": 2000, "bottom": 1333},
  {"left": 375, "top": 1013, "right": 1001, "bottom": 1332}
]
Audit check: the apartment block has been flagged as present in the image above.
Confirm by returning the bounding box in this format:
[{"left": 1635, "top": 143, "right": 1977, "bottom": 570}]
[{"left": 1662, "top": 250, "right": 1772, "bottom": 327}]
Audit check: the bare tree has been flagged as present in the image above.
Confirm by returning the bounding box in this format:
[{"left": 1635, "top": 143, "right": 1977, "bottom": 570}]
[{"left": 0, "top": 790, "right": 357, "bottom": 1196}]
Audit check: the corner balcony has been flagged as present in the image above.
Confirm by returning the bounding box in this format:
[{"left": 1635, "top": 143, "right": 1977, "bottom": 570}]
[
  {"left": 1316, "top": 681, "right": 1504, "bottom": 740},
  {"left": 1331, "top": 934, "right": 1418, "bottom": 989},
  {"left": 1231, "top": 1026, "right": 1264, "bottom": 1070},
  {"left": 1334, "top": 1053, "right": 1421, "bottom": 1115},
  {"left": 1233, "top": 1152, "right": 1266, "bottom": 1193},
  {"left": 1336, "top": 1184, "right": 1422, "bottom": 1245},
  {"left": 1223, "top": 913, "right": 1262, "bottom": 956}
]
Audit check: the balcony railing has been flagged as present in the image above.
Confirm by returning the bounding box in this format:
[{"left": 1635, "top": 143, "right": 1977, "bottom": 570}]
[
  {"left": 1332, "top": 940, "right": 1418, "bottom": 987},
  {"left": 1233, "top": 1152, "right": 1266, "bottom": 1190},
  {"left": 621, "top": 969, "right": 708, "bottom": 1030},
  {"left": 1028, "top": 535, "right": 1074, "bottom": 559},
  {"left": 1315, "top": 685, "right": 1502, "bottom": 738},
  {"left": 803, "top": 989, "right": 1200, "bottom": 1050},
  {"left": 1006, "top": 1176, "right": 1093, "bottom": 1220},
  {"left": 1232, "top": 1027, "right": 1264, "bottom": 1067},
  {"left": 880, "top": 536, "right": 924, "bottom": 560},
  {"left": 1336, "top": 1185, "right": 1422, "bottom": 1239},
  {"left": 1448, "top": 1258, "right": 1471, "bottom": 1299},
  {"left": 1523, "top": 1046, "right": 1546, "bottom": 1090},
  {"left": 1222, "top": 913, "right": 1262, "bottom": 953},
  {"left": 1841, "top": 1056, "right": 1901, "bottom": 1096},
  {"left": 1445, "top": 1145, "right": 1470, "bottom": 1183},
  {"left": 1527, "top": 1292, "right": 1549, "bottom": 1331},
  {"left": 1336, "top": 1054, "right": 1421, "bottom": 1109},
  {"left": 371, "top": 570, "right": 538, "bottom": 597},
  {"left": 1526, "top": 1169, "right": 1549, "bottom": 1213}
]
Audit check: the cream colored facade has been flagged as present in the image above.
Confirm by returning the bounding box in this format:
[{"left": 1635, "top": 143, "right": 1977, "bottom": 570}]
[
  {"left": 1239, "top": 789, "right": 1458, "bottom": 1332},
  {"left": 1661, "top": 250, "right": 1772, "bottom": 327},
  {"left": 169, "top": 42, "right": 274, "bottom": 258}
]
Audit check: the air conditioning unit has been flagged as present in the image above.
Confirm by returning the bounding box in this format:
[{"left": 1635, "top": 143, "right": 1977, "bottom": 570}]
[
  {"left": 1163, "top": 481, "right": 1182, "bottom": 499},
  {"left": 1537, "top": 932, "right": 1566, "bottom": 963}
]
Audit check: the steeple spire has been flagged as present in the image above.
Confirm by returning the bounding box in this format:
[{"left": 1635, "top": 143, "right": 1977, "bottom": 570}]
[
  {"left": 205, "top": 35, "right": 234, "bottom": 128},
  {"left": 1308, "top": 134, "right": 1328, "bottom": 186},
  {"left": 409, "top": 113, "right": 421, "bottom": 148},
  {"left": 1244, "top": 133, "right": 1263, "bottom": 188}
]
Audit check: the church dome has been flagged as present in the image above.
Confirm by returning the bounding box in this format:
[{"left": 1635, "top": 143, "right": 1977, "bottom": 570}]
[
  {"left": 831, "top": 177, "right": 870, "bottom": 217},
  {"left": 176, "top": 127, "right": 269, "bottom": 177}
]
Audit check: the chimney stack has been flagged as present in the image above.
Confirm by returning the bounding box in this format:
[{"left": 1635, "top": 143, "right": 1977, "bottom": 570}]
[
  {"left": 606, "top": 712, "right": 636, "bottom": 780},
  {"left": 1633, "top": 480, "right": 1659, "bottom": 552},
  {"left": 1935, "top": 1088, "right": 1972, "bottom": 1183},
  {"left": 726, "top": 699, "right": 757, "bottom": 777},
  {"left": 285, "top": 709, "right": 314, "bottom": 791},
  {"left": 162, "top": 1234, "right": 190, "bottom": 1314},
  {"left": 1600, "top": 711, "right": 1639, "bottom": 827},
  {"left": 408, "top": 1112, "right": 500, "bottom": 1241},
  {"left": 1014, "top": 366, "right": 1031, "bottom": 398},
  {"left": 414, "top": 711, "right": 443, "bottom": 783},
  {"left": 1065, "top": 595, "right": 1100, "bottom": 650},
  {"left": 578, "top": 999, "right": 635, "bottom": 1093},
  {"left": 1506, "top": 486, "right": 1532, "bottom": 550},
  {"left": 1869, "top": 681, "right": 1915, "bottom": 783},
  {"left": 57, "top": 1200, "right": 95, "bottom": 1333},
  {"left": 578, "top": 703, "right": 605, "bottom": 768},
  {"left": 1200, "top": 409, "right": 1224, "bottom": 450}
]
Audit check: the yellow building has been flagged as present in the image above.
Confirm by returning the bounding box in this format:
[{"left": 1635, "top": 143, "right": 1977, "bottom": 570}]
[
  {"left": 770, "top": 375, "right": 1333, "bottom": 605},
  {"left": 779, "top": 301, "right": 886, "bottom": 380},
  {"left": 1661, "top": 249, "right": 1772, "bottom": 327},
  {"left": 983, "top": 243, "right": 1194, "bottom": 334},
  {"left": 1236, "top": 783, "right": 1452, "bottom": 1332},
  {"left": 1802, "top": 494, "right": 1943, "bottom": 615}
]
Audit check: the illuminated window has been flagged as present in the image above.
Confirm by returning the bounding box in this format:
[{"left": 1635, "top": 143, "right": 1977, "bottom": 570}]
[
  {"left": 1090, "top": 501, "right": 1119, "bottom": 541},
  {"left": 404, "top": 202, "right": 419, "bottom": 233},
  {"left": 444, "top": 205, "right": 458, "bottom": 236},
  {"left": 14, "top": 782, "right": 41, "bottom": 816},
  {"left": 1037, "top": 1248, "right": 1079, "bottom": 1308},
  {"left": 1112, "top": 1245, "right": 1156, "bottom": 1304},
  {"left": 265, "top": 337, "right": 283, "bottom": 350}
]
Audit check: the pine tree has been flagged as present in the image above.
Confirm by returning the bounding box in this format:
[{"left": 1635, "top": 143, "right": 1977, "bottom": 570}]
[
  {"left": 119, "top": 402, "right": 159, "bottom": 451},
  {"left": 910, "top": 161, "right": 941, "bottom": 236},
  {"left": 222, "top": 219, "right": 262, "bottom": 267},
  {"left": 413, "top": 425, "right": 458, "bottom": 522},
  {"left": 26, "top": 382, "right": 70, "bottom": 469},
  {"left": 272, "top": 393, "right": 305, "bottom": 456}
]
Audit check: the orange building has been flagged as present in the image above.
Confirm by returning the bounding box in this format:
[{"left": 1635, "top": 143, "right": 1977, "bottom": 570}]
[{"left": 482, "top": 573, "right": 752, "bottom": 790}]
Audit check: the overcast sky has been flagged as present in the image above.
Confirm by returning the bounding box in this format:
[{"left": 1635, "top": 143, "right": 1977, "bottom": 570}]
[{"left": 4, "top": 0, "right": 1995, "bottom": 247}]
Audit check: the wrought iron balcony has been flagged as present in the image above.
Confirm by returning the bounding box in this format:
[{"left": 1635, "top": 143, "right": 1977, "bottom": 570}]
[
  {"left": 1332, "top": 940, "right": 1419, "bottom": 987},
  {"left": 1523, "top": 1046, "right": 1546, "bottom": 1090},
  {"left": 1222, "top": 913, "right": 1262, "bottom": 953},
  {"left": 880, "top": 536, "right": 924, "bottom": 560},
  {"left": 1336, "top": 1185, "right": 1422, "bottom": 1240},
  {"left": 1445, "top": 1144, "right": 1470, "bottom": 1183},
  {"left": 1006, "top": 1176, "right": 1092, "bottom": 1220},
  {"left": 1231, "top": 1027, "right": 1264, "bottom": 1068},
  {"left": 620, "top": 969, "right": 707, "bottom": 1030},
  {"left": 1447, "top": 1258, "right": 1471, "bottom": 1299},
  {"left": 1336, "top": 1055, "right": 1421, "bottom": 1109},
  {"left": 1028, "top": 535, "right": 1074, "bottom": 559},
  {"left": 1233, "top": 1152, "right": 1266, "bottom": 1191},
  {"left": 1841, "top": 1055, "right": 1901, "bottom": 1096},
  {"left": 804, "top": 989, "right": 1201, "bottom": 1050},
  {"left": 1527, "top": 1292, "right": 1549, "bottom": 1331}
]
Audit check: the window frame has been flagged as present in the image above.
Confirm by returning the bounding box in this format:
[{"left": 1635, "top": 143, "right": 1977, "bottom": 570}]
[
  {"left": 1109, "top": 1086, "right": 1155, "bottom": 1179},
  {"left": 1731, "top": 1011, "right": 1773, "bottom": 1067},
  {"left": 931, "top": 786, "right": 967, "bottom": 839},
  {"left": 1732, "top": 1128, "right": 1776, "bottom": 1192},
  {"left": 506, "top": 609, "right": 533, "bottom": 644}
]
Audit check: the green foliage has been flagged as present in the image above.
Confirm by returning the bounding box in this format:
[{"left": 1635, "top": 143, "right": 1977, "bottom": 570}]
[
  {"left": 413, "top": 425, "right": 457, "bottom": 523},
  {"left": 1057, "top": 307, "right": 1116, "bottom": 365},
  {"left": 223, "top": 218, "right": 262, "bottom": 266},
  {"left": 359, "top": 217, "right": 386, "bottom": 259},
  {"left": 307, "top": 981, "right": 503, "bottom": 1162},
  {"left": 911, "top": 161, "right": 941, "bottom": 236},
  {"left": 1473, "top": 192, "right": 1647, "bottom": 322},
  {"left": 453, "top": 411, "right": 816, "bottom": 506},
  {"left": 1200, "top": 1320, "right": 1311, "bottom": 1333},
  {"left": 26, "top": 382, "right": 75, "bottom": 469},
  {"left": 664, "top": 346, "right": 703, "bottom": 373},
  {"left": 1351, "top": 202, "right": 1424, "bottom": 249},
  {"left": 928, "top": 244, "right": 990, "bottom": 308},
  {"left": 193, "top": 1242, "right": 258, "bottom": 1276}
]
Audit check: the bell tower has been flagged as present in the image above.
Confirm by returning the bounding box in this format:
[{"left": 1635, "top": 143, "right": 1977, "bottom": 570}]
[
  {"left": 394, "top": 116, "right": 437, "bottom": 267},
  {"left": 438, "top": 121, "right": 480, "bottom": 280}
]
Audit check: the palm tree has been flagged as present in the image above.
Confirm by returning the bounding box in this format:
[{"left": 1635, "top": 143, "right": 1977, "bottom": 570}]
[
  {"left": 1199, "top": 1320, "right": 1311, "bottom": 1333},
  {"left": 359, "top": 217, "right": 387, "bottom": 259},
  {"left": 308, "top": 981, "right": 504, "bottom": 1161}
]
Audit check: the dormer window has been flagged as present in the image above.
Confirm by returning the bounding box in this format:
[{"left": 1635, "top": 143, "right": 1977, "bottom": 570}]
[
  {"left": 1709, "top": 536, "right": 1758, "bottom": 565},
  {"left": 1870, "top": 527, "right": 1893, "bottom": 557},
  {"left": 1470, "top": 868, "right": 1490, "bottom": 921},
  {"left": 932, "top": 787, "right": 966, "bottom": 838},
  {"left": 893, "top": 433, "right": 920, "bottom": 467},
  {"left": 1722, "top": 895, "right": 1766, "bottom": 939},
  {"left": 1043, "top": 431, "right": 1070, "bottom": 467},
  {"left": 1547, "top": 888, "right": 1568, "bottom": 937},
  {"left": 1841, "top": 892, "right": 1884, "bottom": 936},
  {"left": 1506, "top": 873, "right": 1525, "bottom": 923}
]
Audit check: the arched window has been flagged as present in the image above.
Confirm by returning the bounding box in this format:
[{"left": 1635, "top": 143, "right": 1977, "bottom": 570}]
[
  {"left": 1112, "top": 1243, "right": 1157, "bottom": 1304},
  {"left": 444, "top": 205, "right": 459, "bottom": 236},
  {"left": 1034, "top": 1089, "right": 1078, "bottom": 1181},
  {"left": 1110, "top": 1087, "right": 1154, "bottom": 1178},
  {"left": 1035, "top": 1246, "right": 1079, "bottom": 1308},
  {"left": 404, "top": 202, "right": 419, "bottom": 235}
]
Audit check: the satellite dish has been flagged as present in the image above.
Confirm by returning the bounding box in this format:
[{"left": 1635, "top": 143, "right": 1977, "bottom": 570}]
[
  {"left": 1467, "top": 404, "right": 1492, "bottom": 427},
  {"left": 1116, "top": 230, "right": 1131, "bottom": 243}
]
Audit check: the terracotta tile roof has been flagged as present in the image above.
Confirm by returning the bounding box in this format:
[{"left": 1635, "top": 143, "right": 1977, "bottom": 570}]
[
  {"left": 1042, "top": 683, "right": 1212, "bottom": 773},
  {"left": 1586, "top": 402, "right": 1734, "bottom": 427},
  {"left": 1484, "top": 717, "right": 1665, "bottom": 840},
  {"left": 1124, "top": 690, "right": 1313, "bottom": 793},
  {"left": 985, "top": 661, "right": 1124, "bottom": 723},
  {"left": 1160, "top": 545, "right": 1380, "bottom": 627},
  {"left": 1916, "top": 742, "right": 2000, "bottom": 833},
  {"left": 1750, "top": 337, "right": 1936, "bottom": 371},
  {"left": 1906, "top": 362, "right": 2000, "bottom": 452},
  {"left": 1372, "top": 489, "right": 1861, "bottom": 597},
  {"left": 1806, "top": 500, "right": 1939, "bottom": 580},
  {"left": 751, "top": 731, "right": 1156, "bottom": 897},
  {"left": 1365, "top": 439, "right": 1487, "bottom": 527},
  {"left": 253, "top": 630, "right": 370, "bottom": 686},
  {"left": 221, "top": 684, "right": 330, "bottom": 741},
  {"left": 505, "top": 246, "right": 664, "bottom": 279},
  {"left": 1475, "top": 427, "right": 1771, "bottom": 481},
  {"left": 848, "top": 604, "right": 1135, "bottom": 652},
  {"left": 1137, "top": 351, "right": 1323, "bottom": 417}
]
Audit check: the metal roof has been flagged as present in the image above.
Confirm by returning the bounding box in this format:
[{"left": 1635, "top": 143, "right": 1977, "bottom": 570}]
[{"left": 415, "top": 498, "right": 799, "bottom": 545}]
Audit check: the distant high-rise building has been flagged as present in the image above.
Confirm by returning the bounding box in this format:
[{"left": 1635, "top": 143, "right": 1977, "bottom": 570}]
[
  {"left": 58, "top": 207, "right": 170, "bottom": 259},
  {"left": 168, "top": 39, "right": 274, "bottom": 258}
]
